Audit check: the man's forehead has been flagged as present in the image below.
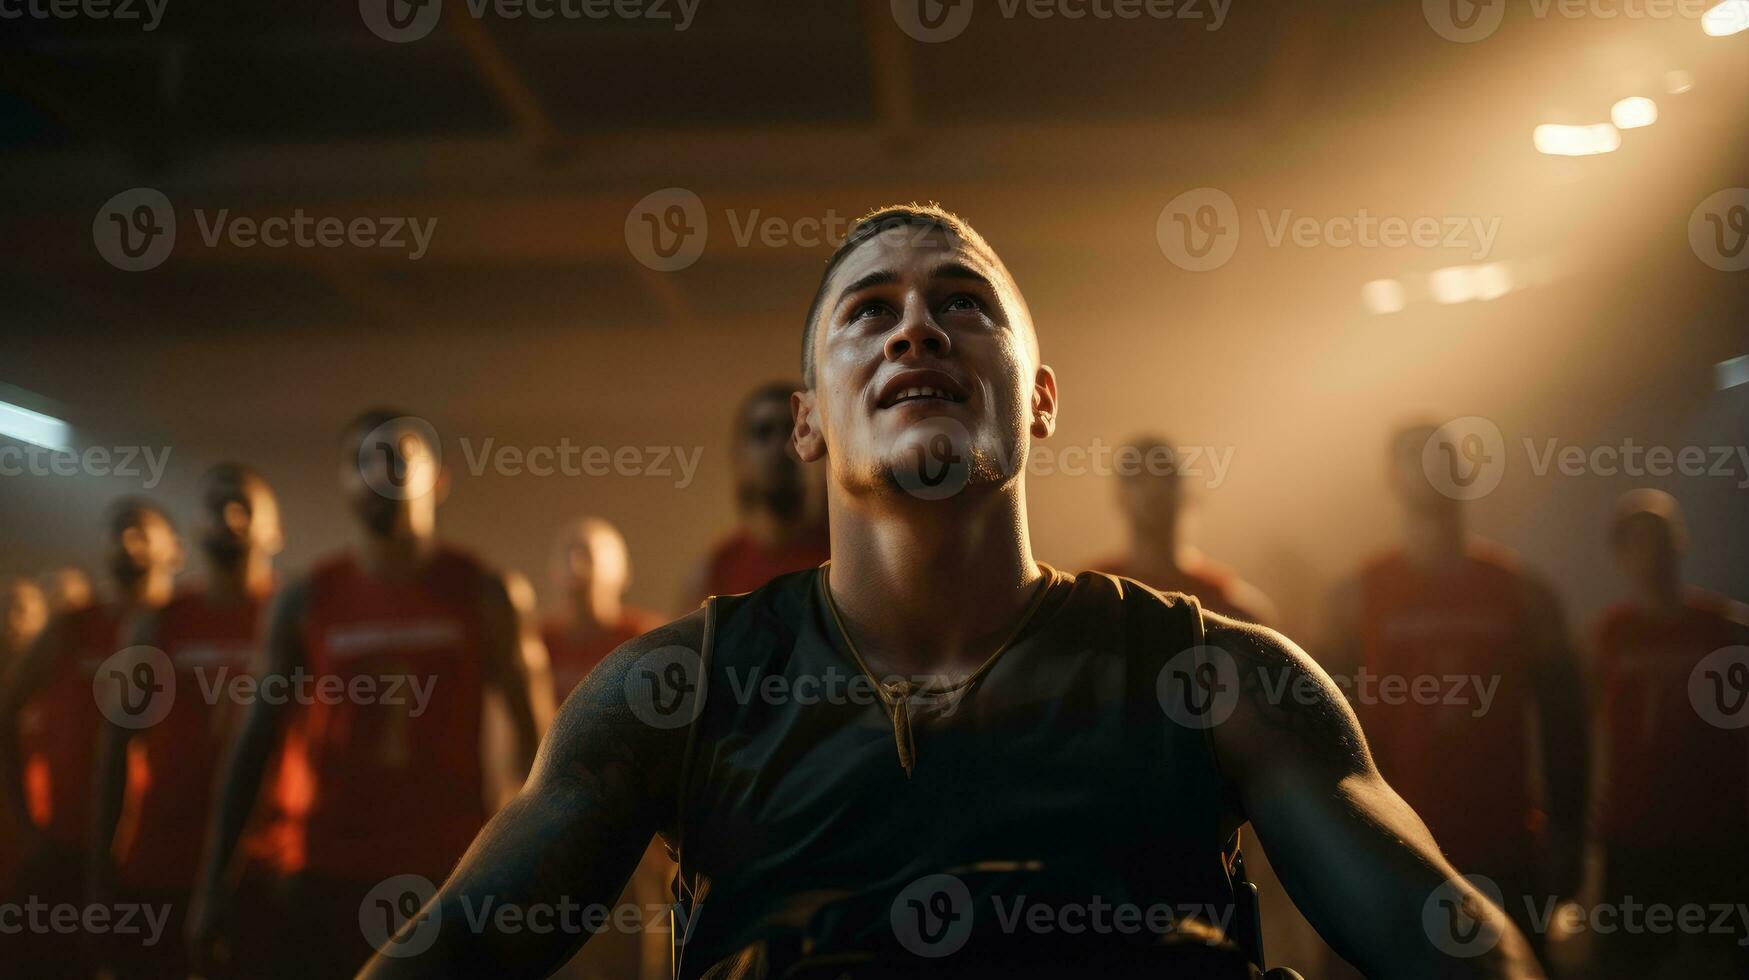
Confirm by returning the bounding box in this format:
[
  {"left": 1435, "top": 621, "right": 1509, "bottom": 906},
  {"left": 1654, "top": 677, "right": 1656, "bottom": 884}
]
[{"left": 827, "top": 226, "right": 1003, "bottom": 294}]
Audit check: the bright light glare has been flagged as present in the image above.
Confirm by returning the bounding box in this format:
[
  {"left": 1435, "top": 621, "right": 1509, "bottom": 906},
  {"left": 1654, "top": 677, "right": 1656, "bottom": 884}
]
[
  {"left": 1610, "top": 97, "right": 1658, "bottom": 129},
  {"left": 0, "top": 401, "right": 72, "bottom": 451},
  {"left": 1361, "top": 279, "right": 1406, "bottom": 315},
  {"left": 1429, "top": 267, "right": 1474, "bottom": 305},
  {"left": 1429, "top": 264, "right": 1514, "bottom": 305},
  {"left": 1533, "top": 123, "right": 1621, "bottom": 156},
  {"left": 1719, "top": 355, "right": 1749, "bottom": 391},
  {"left": 1665, "top": 69, "right": 1694, "bottom": 94},
  {"left": 1473, "top": 263, "right": 1513, "bottom": 301},
  {"left": 1701, "top": 0, "right": 1749, "bottom": 36}
]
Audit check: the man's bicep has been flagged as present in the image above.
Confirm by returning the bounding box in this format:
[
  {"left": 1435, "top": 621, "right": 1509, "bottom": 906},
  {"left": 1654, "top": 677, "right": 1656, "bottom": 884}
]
[{"left": 1205, "top": 619, "right": 1540, "bottom": 977}]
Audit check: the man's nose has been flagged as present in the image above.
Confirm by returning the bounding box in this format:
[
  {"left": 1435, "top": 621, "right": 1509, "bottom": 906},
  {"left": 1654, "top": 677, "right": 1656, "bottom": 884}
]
[{"left": 883, "top": 302, "right": 951, "bottom": 362}]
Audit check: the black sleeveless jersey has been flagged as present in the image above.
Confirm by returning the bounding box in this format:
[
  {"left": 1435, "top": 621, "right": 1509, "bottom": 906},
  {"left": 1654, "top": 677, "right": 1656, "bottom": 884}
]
[{"left": 672, "top": 564, "right": 1247, "bottom": 978}]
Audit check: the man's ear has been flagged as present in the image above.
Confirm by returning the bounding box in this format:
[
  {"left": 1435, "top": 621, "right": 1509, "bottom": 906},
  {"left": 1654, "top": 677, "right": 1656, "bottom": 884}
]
[
  {"left": 792, "top": 390, "right": 826, "bottom": 462},
  {"left": 1030, "top": 364, "right": 1058, "bottom": 439}
]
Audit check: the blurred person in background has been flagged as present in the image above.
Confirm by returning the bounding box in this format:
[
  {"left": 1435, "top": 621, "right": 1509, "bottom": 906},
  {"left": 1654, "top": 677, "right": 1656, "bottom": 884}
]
[
  {"left": 543, "top": 517, "right": 672, "bottom": 980},
  {"left": 0, "top": 499, "right": 183, "bottom": 978},
  {"left": 185, "top": 410, "right": 550, "bottom": 979},
  {"left": 1, "top": 575, "right": 48, "bottom": 673},
  {"left": 544, "top": 517, "right": 662, "bottom": 698},
  {"left": 1590, "top": 489, "right": 1749, "bottom": 978},
  {"left": 87, "top": 464, "right": 282, "bottom": 980},
  {"left": 47, "top": 566, "right": 94, "bottom": 615},
  {"left": 1325, "top": 422, "right": 1589, "bottom": 962},
  {"left": 0, "top": 575, "right": 49, "bottom": 904},
  {"left": 497, "top": 569, "right": 556, "bottom": 742},
  {"left": 1088, "top": 433, "right": 1276, "bottom": 623},
  {"left": 679, "top": 380, "right": 829, "bottom": 607}
]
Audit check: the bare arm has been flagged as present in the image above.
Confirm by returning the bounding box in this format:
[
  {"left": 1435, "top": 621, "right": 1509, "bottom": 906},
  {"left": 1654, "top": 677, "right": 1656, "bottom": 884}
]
[
  {"left": 477, "top": 570, "right": 551, "bottom": 779},
  {"left": 186, "top": 578, "right": 309, "bottom": 963},
  {"left": 0, "top": 615, "right": 68, "bottom": 848},
  {"left": 88, "top": 610, "right": 163, "bottom": 905},
  {"left": 1205, "top": 614, "right": 1544, "bottom": 978},
  {"left": 358, "top": 609, "right": 703, "bottom": 979},
  {"left": 1518, "top": 575, "right": 1587, "bottom": 899}
]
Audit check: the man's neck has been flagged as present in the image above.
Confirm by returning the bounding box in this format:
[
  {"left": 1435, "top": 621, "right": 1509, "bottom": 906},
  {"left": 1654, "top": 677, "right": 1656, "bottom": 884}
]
[
  {"left": 825, "top": 482, "right": 1043, "bottom": 679},
  {"left": 118, "top": 569, "right": 176, "bottom": 614},
  {"left": 1402, "top": 506, "right": 1466, "bottom": 570},
  {"left": 206, "top": 551, "right": 274, "bottom": 605},
  {"left": 1630, "top": 573, "right": 1685, "bottom": 617},
  {"left": 1127, "top": 526, "right": 1187, "bottom": 577},
  {"left": 566, "top": 592, "right": 623, "bottom": 636},
  {"left": 356, "top": 529, "right": 438, "bottom": 580}
]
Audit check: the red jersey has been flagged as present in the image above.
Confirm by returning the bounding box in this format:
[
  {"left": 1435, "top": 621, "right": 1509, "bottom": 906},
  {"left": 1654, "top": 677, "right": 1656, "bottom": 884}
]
[
  {"left": 112, "top": 590, "right": 265, "bottom": 890},
  {"left": 700, "top": 529, "right": 829, "bottom": 599},
  {"left": 1087, "top": 555, "right": 1259, "bottom": 622},
  {"left": 18, "top": 604, "right": 122, "bottom": 848},
  {"left": 0, "top": 653, "right": 18, "bottom": 896},
  {"left": 249, "top": 547, "right": 493, "bottom": 881},
  {"left": 1593, "top": 590, "right": 1749, "bottom": 849},
  {"left": 1355, "top": 543, "right": 1540, "bottom": 871},
  {"left": 541, "top": 608, "right": 662, "bottom": 698}
]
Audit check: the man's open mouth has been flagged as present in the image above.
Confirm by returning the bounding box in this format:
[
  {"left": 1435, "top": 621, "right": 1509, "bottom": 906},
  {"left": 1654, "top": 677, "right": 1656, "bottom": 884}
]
[{"left": 876, "top": 371, "right": 969, "bottom": 409}]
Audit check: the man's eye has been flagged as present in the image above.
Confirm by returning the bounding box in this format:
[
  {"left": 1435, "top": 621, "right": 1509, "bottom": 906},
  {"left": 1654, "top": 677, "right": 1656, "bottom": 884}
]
[
  {"left": 852, "top": 301, "right": 890, "bottom": 321},
  {"left": 941, "top": 295, "right": 981, "bottom": 314}
]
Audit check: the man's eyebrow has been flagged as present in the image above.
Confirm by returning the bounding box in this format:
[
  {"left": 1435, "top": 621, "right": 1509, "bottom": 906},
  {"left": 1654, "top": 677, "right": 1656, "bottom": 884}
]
[
  {"left": 834, "top": 262, "right": 996, "bottom": 309},
  {"left": 835, "top": 270, "right": 899, "bottom": 307},
  {"left": 933, "top": 261, "right": 996, "bottom": 289}
]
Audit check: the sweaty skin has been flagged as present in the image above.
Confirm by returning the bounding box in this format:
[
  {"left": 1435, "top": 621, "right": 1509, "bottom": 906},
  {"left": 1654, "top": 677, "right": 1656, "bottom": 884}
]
[{"left": 360, "top": 216, "right": 1541, "bottom": 979}]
